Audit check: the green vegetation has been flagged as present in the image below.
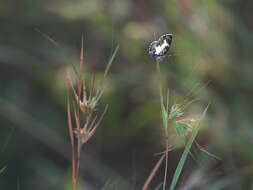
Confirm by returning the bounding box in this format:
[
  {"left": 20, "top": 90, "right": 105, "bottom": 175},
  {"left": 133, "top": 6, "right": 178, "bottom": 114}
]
[{"left": 0, "top": 0, "right": 253, "bottom": 189}]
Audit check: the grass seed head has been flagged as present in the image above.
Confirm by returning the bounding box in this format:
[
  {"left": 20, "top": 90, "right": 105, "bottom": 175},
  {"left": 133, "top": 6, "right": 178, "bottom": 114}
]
[{"left": 169, "top": 104, "right": 184, "bottom": 120}]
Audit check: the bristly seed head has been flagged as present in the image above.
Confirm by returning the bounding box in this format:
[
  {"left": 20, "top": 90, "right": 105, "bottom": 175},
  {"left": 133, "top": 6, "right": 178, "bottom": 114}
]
[{"left": 169, "top": 104, "right": 184, "bottom": 120}]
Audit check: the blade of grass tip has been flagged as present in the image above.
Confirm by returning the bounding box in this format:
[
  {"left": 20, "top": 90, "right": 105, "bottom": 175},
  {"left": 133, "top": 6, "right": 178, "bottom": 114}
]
[
  {"left": 101, "top": 180, "right": 112, "bottom": 190},
  {"left": 36, "top": 28, "right": 80, "bottom": 81},
  {"left": 93, "top": 45, "right": 119, "bottom": 106},
  {"left": 77, "top": 36, "right": 84, "bottom": 102},
  {"left": 72, "top": 36, "right": 84, "bottom": 109},
  {"left": 88, "top": 105, "right": 108, "bottom": 137},
  {"left": 34, "top": 28, "right": 59, "bottom": 47},
  {"left": 0, "top": 166, "right": 7, "bottom": 175},
  {"left": 35, "top": 28, "right": 81, "bottom": 78},
  {"left": 1, "top": 126, "right": 15, "bottom": 154},
  {"left": 169, "top": 105, "right": 209, "bottom": 190},
  {"left": 80, "top": 35, "right": 84, "bottom": 73},
  {"left": 104, "top": 45, "right": 119, "bottom": 78},
  {"left": 87, "top": 115, "right": 98, "bottom": 131},
  {"left": 142, "top": 154, "right": 165, "bottom": 190},
  {"left": 92, "top": 86, "right": 105, "bottom": 108},
  {"left": 88, "top": 74, "right": 96, "bottom": 101},
  {"left": 92, "top": 44, "right": 119, "bottom": 106},
  {"left": 180, "top": 81, "right": 210, "bottom": 110}
]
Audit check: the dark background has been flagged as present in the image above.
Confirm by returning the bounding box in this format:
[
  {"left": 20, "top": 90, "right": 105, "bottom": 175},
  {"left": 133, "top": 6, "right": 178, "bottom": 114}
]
[{"left": 1, "top": 0, "right": 253, "bottom": 189}]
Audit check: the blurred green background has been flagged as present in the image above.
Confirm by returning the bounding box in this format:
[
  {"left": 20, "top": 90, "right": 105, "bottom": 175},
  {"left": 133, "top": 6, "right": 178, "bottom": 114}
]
[{"left": 1, "top": 0, "right": 253, "bottom": 189}]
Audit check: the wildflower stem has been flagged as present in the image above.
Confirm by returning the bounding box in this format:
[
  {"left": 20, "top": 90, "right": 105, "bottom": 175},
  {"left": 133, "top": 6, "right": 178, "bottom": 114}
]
[
  {"left": 156, "top": 60, "right": 169, "bottom": 190},
  {"left": 75, "top": 139, "right": 81, "bottom": 190},
  {"left": 163, "top": 139, "right": 169, "bottom": 190},
  {"left": 156, "top": 61, "right": 164, "bottom": 108}
]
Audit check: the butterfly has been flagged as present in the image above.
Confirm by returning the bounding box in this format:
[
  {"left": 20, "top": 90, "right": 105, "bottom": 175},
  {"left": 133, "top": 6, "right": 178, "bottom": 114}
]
[{"left": 148, "top": 34, "right": 173, "bottom": 61}]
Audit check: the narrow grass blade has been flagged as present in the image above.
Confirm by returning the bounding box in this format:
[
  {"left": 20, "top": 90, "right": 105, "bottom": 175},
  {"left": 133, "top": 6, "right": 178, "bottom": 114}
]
[
  {"left": 0, "top": 166, "right": 7, "bottom": 175},
  {"left": 67, "top": 95, "right": 74, "bottom": 147},
  {"left": 104, "top": 45, "right": 119, "bottom": 78},
  {"left": 88, "top": 105, "right": 108, "bottom": 138},
  {"left": 1, "top": 127, "right": 15, "bottom": 154},
  {"left": 92, "top": 45, "right": 119, "bottom": 106},
  {"left": 169, "top": 105, "right": 209, "bottom": 190},
  {"left": 79, "top": 35, "right": 84, "bottom": 73},
  {"left": 34, "top": 28, "right": 59, "bottom": 47}
]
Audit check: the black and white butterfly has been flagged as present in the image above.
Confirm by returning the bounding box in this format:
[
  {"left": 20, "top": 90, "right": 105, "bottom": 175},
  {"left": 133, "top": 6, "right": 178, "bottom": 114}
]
[{"left": 148, "top": 34, "right": 173, "bottom": 60}]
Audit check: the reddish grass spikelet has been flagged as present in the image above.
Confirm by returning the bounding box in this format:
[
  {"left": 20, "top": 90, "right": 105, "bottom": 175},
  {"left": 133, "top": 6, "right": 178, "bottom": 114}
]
[{"left": 66, "top": 37, "right": 118, "bottom": 190}]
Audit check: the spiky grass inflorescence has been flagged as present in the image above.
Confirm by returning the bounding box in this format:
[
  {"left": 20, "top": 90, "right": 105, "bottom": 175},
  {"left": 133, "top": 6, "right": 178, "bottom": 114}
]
[
  {"left": 141, "top": 57, "right": 213, "bottom": 190},
  {"left": 66, "top": 37, "right": 119, "bottom": 190},
  {"left": 153, "top": 60, "right": 209, "bottom": 190}
]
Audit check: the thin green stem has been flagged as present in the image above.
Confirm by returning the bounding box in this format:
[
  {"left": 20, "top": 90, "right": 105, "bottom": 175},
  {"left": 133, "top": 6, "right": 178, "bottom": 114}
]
[
  {"left": 156, "top": 61, "right": 164, "bottom": 108},
  {"left": 156, "top": 61, "right": 170, "bottom": 190}
]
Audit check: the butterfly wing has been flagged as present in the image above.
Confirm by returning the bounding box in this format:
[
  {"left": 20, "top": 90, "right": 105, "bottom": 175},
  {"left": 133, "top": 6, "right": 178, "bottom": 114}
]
[
  {"left": 157, "top": 34, "right": 172, "bottom": 56},
  {"left": 148, "top": 41, "right": 159, "bottom": 58},
  {"left": 159, "top": 34, "right": 172, "bottom": 47},
  {"left": 148, "top": 34, "right": 173, "bottom": 59}
]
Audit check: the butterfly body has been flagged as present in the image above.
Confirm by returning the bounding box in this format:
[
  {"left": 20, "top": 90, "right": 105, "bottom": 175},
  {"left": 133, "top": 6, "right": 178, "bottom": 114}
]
[{"left": 148, "top": 34, "right": 173, "bottom": 60}]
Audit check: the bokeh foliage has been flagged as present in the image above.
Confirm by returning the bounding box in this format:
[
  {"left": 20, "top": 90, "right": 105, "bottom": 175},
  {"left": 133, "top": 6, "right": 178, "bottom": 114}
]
[{"left": 0, "top": 0, "right": 253, "bottom": 189}]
